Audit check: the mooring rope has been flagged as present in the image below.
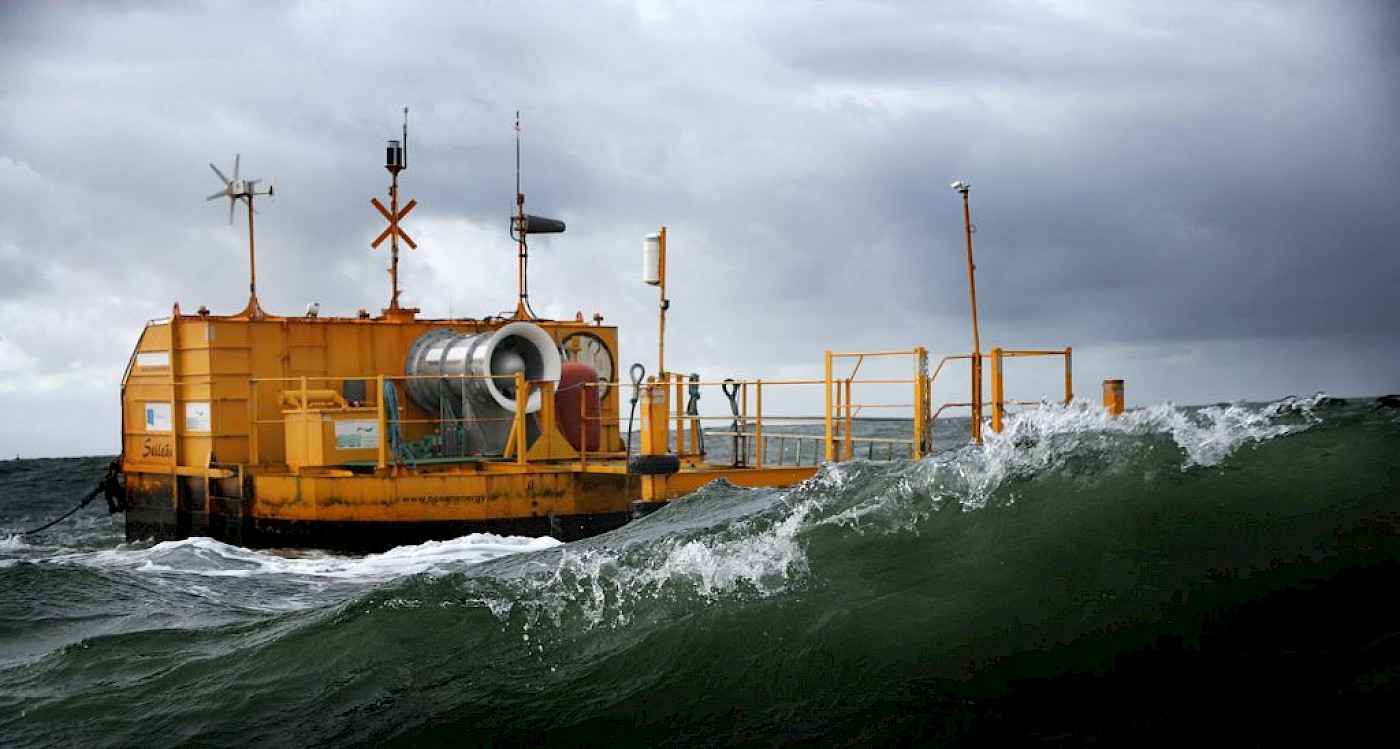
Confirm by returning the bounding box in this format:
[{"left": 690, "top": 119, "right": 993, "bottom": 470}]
[{"left": 21, "top": 459, "right": 122, "bottom": 535}]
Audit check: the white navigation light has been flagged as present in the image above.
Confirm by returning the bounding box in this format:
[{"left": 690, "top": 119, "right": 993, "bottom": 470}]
[{"left": 643, "top": 232, "right": 662, "bottom": 286}]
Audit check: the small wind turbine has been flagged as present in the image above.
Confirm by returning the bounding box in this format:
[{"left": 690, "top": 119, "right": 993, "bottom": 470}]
[
  {"left": 207, "top": 154, "right": 275, "bottom": 317},
  {"left": 208, "top": 154, "right": 275, "bottom": 219}
]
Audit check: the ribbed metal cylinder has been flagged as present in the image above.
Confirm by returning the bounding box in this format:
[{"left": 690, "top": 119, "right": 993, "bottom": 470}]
[{"left": 404, "top": 321, "right": 562, "bottom": 416}]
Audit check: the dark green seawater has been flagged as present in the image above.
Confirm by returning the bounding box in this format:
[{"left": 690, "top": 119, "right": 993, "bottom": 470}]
[{"left": 2, "top": 396, "right": 1397, "bottom": 746}]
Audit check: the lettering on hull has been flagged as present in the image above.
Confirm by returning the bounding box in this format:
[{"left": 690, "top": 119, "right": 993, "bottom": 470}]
[{"left": 141, "top": 438, "right": 173, "bottom": 459}]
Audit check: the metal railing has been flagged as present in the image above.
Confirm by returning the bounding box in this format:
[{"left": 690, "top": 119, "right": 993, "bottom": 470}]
[
  {"left": 929, "top": 346, "right": 1072, "bottom": 446},
  {"left": 230, "top": 345, "right": 1068, "bottom": 470},
  {"left": 248, "top": 373, "right": 618, "bottom": 469},
  {"left": 638, "top": 347, "right": 931, "bottom": 468}
]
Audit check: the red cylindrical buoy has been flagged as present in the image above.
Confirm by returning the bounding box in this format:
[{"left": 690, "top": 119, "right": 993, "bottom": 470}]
[{"left": 557, "top": 362, "right": 602, "bottom": 451}]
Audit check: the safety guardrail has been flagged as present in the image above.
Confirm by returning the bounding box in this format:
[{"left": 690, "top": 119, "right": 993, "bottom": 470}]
[
  {"left": 929, "top": 346, "right": 1072, "bottom": 446},
  {"left": 634, "top": 346, "right": 930, "bottom": 468},
  {"left": 247, "top": 373, "right": 617, "bottom": 469}
]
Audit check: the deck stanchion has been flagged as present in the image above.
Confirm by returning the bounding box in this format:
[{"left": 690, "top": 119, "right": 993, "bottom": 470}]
[
  {"left": 990, "top": 347, "right": 1004, "bottom": 434},
  {"left": 825, "top": 351, "right": 834, "bottom": 462},
  {"left": 1064, "top": 346, "right": 1074, "bottom": 404},
  {"left": 376, "top": 375, "right": 387, "bottom": 469},
  {"left": 755, "top": 380, "right": 764, "bottom": 468}
]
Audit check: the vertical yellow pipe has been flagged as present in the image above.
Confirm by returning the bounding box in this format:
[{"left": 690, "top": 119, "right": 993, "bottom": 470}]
[
  {"left": 1064, "top": 346, "right": 1074, "bottom": 404},
  {"left": 170, "top": 316, "right": 181, "bottom": 475},
  {"left": 657, "top": 226, "right": 668, "bottom": 379},
  {"left": 824, "top": 351, "right": 834, "bottom": 462},
  {"left": 834, "top": 373, "right": 844, "bottom": 461},
  {"left": 639, "top": 377, "right": 672, "bottom": 501},
  {"left": 990, "top": 347, "right": 1004, "bottom": 434},
  {"left": 755, "top": 380, "right": 764, "bottom": 468},
  {"left": 641, "top": 377, "right": 671, "bottom": 456},
  {"left": 844, "top": 378, "right": 854, "bottom": 461},
  {"left": 246, "top": 195, "right": 258, "bottom": 312},
  {"left": 672, "top": 374, "right": 684, "bottom": 455},
  {"left": 971, "top": 357, "right": 983, "bottom": 444},
  {"left": 514, "top": 372, "right": 528, "bottom": 465},
  {"left": 913, "top": 346, "right": 929, "bottom": 459},
  {"left": 376, "top": 375, "right": 387, "bottom": 469}
]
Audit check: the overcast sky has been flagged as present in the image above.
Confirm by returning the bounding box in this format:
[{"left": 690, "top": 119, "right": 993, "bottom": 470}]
[{"left": 2, "top": 0, "right": 1397, "bottom": 458}]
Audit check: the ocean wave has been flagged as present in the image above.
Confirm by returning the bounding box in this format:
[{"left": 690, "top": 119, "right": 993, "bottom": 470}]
[{"left": 0, "top": 397, "right": 1394, "bottom": 748}]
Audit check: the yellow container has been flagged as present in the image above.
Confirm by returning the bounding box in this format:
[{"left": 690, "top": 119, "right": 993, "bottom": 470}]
[{"left": 284, "top": 407, "right": 382, "bottom": 468}]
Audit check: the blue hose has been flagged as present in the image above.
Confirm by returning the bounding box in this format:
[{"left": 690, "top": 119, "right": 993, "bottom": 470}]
[{"left": 382, "top": 380, "right": 416, "bottom": 468}]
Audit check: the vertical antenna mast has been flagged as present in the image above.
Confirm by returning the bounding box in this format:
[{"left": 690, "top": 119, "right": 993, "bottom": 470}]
[
  {"left": 371, "top": 107, "right": 417, "bottom": 316},
  {"left": 507, "top": 112, "right": 565, "bottom": 320},
  {"left": 513, "top": 111, "right": 530, "bottom": 318}
]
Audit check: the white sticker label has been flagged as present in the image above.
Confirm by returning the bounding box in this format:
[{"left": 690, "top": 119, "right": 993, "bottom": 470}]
[
  {"left": 185, "top": 402, "right": 211, "bottom": 432},
  {"left": 136, "top": 351, "right": 170, "bottom": 368},
  {"left": 145, "top": 402, "right": 172, "bottom": 432},
  {"left": 334, "top": 419, "right": 379, "bottom": 450}
]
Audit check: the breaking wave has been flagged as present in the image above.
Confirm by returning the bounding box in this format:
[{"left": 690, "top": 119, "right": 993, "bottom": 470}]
[{"left": 1, "top": 395, "right": 1395, "bottom": 746}]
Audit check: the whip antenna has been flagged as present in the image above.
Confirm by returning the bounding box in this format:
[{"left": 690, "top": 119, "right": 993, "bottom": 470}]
[{"left": 507, "top": 112, "right": 565, "bottom": 320}]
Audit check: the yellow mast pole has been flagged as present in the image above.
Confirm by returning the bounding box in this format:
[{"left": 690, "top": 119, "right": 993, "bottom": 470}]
[
  {"left": 513, "top": 112, "right": 532, "bottom": 319},
  {"left": 246, "top": 194, "right": 260, "bottom": 316},
  {"left": 657, "top": 225, "right": 668, "bottom": 378},
  {"left": 954, "top": 181, "right": 983, "bottom": 444}
]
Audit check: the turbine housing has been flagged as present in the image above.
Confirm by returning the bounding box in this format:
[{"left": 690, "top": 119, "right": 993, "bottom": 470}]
[{"left": 404, "top": 322, "right": 562, "bottom": 454}]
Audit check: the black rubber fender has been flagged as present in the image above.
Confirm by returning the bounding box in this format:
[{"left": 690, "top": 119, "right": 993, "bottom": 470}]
[{"left": 627, "top": 453, "right": 681, "bottom": 476}]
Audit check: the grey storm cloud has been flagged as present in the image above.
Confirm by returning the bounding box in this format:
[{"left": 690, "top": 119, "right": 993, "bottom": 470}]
[{"left": 1, "top": 0, "right": 1397, "bottom": 457}]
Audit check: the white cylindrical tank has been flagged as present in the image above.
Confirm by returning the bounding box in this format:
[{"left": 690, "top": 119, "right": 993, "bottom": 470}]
[{"left": 643, "top": 232, "right": 662, "bottom": 286}]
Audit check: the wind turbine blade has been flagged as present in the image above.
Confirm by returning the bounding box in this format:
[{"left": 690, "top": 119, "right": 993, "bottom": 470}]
[
  {"left": 207, "top": 190, "right": 228, "bottom": 201},
  {"left": 210, "top": 163, "right": 230, "bottom": 184},
  {"left": 233, "top": 153, "right": 240, "bottom": 182},
  {"left": 229, "top": 198, "right": 235, "bottom": 224}
]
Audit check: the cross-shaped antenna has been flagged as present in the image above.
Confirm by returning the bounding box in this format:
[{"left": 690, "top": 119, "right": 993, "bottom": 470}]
[{"left": 208, "top": 153, "right": 275, "bottom": 317}]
